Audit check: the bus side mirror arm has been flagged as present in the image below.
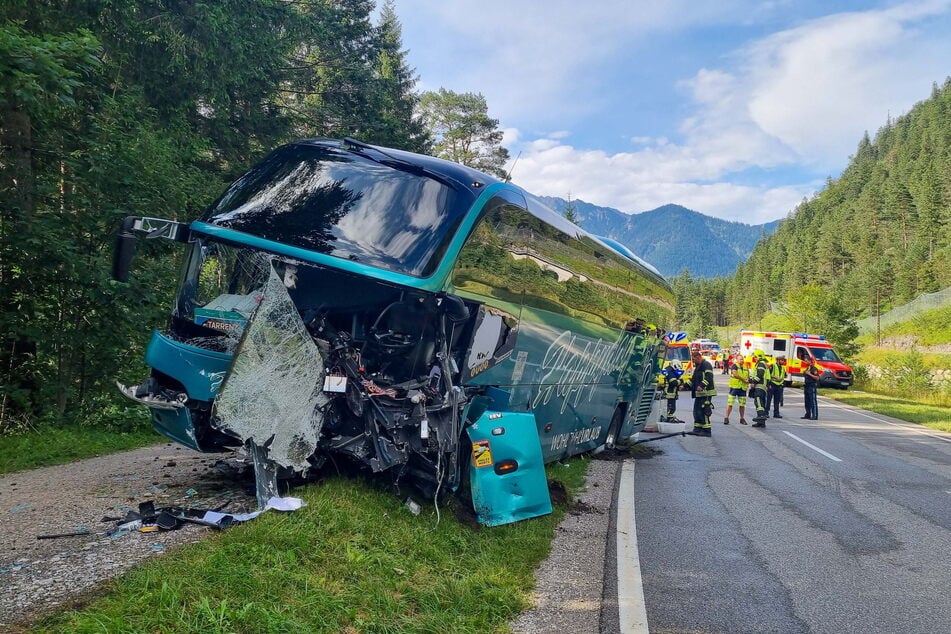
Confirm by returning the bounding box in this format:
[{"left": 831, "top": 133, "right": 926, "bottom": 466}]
[{"left": 112, "top": 216, "right": 192, "bottom": 282}]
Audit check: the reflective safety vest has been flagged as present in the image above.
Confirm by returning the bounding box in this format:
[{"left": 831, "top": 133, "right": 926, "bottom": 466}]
[
  {"left": 663, "top": 376, "right": 680, "bottom": 399},
  {"left": 729, "top": 365, "right": 750, "bottom": 389},
  {"left": 770, "top": 363, "right": 787, "bottom": 385}
]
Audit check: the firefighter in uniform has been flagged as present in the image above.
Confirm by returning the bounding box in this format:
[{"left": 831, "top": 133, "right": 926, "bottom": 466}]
[
  {"left": 660, "top": 360, "right": 684, "bottom": 423},
  {"left": 723, "top": 357, "right": 750, "bottom": 425},
  {"left": 765, "top": 354, "right": 787, "bottom": 418},
  {"left": 749, "top": 349, "right": 771, "bottom": 427},
  {"left": 690, "top": 349, "right": 716, "bottom": 436}
]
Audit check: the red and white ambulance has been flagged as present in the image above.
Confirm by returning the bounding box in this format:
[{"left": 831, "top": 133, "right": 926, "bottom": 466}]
[{"left": 738, "top": 330, "right": 854, "bottom": 389}]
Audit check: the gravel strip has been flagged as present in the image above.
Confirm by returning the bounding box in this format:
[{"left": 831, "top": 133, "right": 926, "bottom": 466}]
[
  {"left": 511, "top": 457, "right": 621, "bottom": 634},
  {"left": 0, "top": 443, "right": 254, "bottom": 629}
]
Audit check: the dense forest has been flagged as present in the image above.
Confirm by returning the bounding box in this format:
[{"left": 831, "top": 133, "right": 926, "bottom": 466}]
[
  {"left": 674, "top": 79, "right": 951, "bottom": 345},
  {"left": 0, "top": 1, "right": 430, "bottom": 431}
]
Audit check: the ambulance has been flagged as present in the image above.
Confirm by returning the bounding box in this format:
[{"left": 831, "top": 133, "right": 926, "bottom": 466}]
[
  {"left": 738, "top": 330, "right": 853, "bottom": 389},
  {"left": 690, "top": 338, "right": 722, "bottom": 367}
]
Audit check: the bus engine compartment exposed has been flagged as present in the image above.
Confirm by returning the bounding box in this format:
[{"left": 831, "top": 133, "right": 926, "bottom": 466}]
[{"left": 126, "top": 240, "right": 494, "bottom": 503}]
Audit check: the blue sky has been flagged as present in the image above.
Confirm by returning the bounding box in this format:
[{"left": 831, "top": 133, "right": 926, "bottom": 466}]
[{"left": 392, "top": 0, "right": 951, "bottom": 224}]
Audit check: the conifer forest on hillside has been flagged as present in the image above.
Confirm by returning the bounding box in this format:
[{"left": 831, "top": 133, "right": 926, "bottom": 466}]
[{"left": 673, "top": 80, "right": 951, "bottom": 346}]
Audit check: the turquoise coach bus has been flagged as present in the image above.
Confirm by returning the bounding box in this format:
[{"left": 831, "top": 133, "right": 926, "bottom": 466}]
[{"left": 113, "top": 138, "right": 674, "bottom": 525}]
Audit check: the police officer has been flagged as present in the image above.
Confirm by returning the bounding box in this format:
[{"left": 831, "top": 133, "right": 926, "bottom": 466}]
[
  {"left": 802, "top": 357, "right": 821, "bottom": 420},
  {"left": 723, "top": 357, "right": 750, "bottom": 425},
  {"left": 766, "top": 354, "right": 787, "bottom": 418},
  {"left": 690, "top": 349, "right": 716, "bottom": 436},
  {"left": 660, "top": 360, "right": 684, "bottom": 422},
  {"left": 749, "top": 349, "right": 771, "bottom": 427}
]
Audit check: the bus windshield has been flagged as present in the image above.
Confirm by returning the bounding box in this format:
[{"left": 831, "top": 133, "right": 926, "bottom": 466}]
[{"left": 201, "top": 143, "right": 469, "bottom": 277}]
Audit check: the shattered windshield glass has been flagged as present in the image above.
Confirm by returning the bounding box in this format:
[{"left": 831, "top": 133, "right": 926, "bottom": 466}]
[
  {"left": 213, "top": 260, "right": 329, "bottom": 474},
  {"left": 200, "top": 144, "right": 469, "bottom": 277},
  {"left": 171, "top": 240, "right": 270, "bottom": 351}
]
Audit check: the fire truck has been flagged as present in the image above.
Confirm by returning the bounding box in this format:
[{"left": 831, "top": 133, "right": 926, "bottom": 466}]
[{"left": 738, "top": 330, "right": 853, "bottom": 389}]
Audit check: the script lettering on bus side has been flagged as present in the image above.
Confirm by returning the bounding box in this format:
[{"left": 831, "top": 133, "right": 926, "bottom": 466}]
[{"left": 532, "top": 330, "right": 641, "bottom": 413}]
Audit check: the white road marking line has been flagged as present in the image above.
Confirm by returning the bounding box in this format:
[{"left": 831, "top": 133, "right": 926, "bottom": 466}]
[
  {"left": 617, "top": 460, "right": 650, "bottom": 634},
  {"left": 783, "top": 431, "right": 842, "bottom": 462},
  {"left": 820, "top": 400, "right": 951, "bottom": 444}
]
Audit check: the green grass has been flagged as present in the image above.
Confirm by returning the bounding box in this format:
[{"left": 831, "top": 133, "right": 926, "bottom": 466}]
[
  {"left": 34, "top": 458, "right": 593, "bottom": 634},
  {"left": 853, "top": 347, "right": 951, "bottom": 370},
  {"left": 0, "top": 424, "right": 160, "bottom": 474},
  {"left": 821, "top": 389, "right": 951, "bottom": 432}
]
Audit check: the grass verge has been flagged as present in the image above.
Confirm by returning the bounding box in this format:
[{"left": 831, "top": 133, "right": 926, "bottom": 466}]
[
  {"left": 34, "top": 458, "right": 593, "bottom": 633},
  {"left": 0, "top": 425, "right": 160, "bottom": 475},
  {"left": 820, "top": 389, "right": 951, "bottom": 432}
]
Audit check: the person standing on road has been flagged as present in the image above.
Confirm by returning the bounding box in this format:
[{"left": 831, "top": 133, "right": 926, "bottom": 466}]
[
  {"left": 660, "top": 360, "right": 684, "bottom": 423},
  {"left": 802, "top": 357, "right": 821, "bottom": 420},
  {"left": 766, "top": 354, "right": 787, "bottom": 419},
  {"left": 720, "top": 351, "right": 730, "bottom": 374},
  {"left": 690, "top": 349, "right": 716, "bottom": 436},
  {"left": 723, "top": 358, "right": 750, "bottom": 425},
  {"left": 749, "top": 350, "right": 771, "bottom": 427}
]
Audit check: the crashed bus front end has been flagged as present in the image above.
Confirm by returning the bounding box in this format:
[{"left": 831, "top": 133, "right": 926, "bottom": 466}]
[{"left": 117, "top": 139, "right": 674, "bottom": 525}]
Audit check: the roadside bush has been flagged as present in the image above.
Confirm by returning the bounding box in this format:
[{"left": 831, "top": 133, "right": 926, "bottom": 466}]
[
  {"left": 851, "top": 364, "right": 871, "bottom": 388},
  {"left": 880, "top": 350, "right": 933, "bottom": 395}
]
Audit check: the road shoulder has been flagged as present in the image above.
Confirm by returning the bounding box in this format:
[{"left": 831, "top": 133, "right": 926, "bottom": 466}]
[{"left": 510, "top": 457, "right": 620, "bottom": 633}]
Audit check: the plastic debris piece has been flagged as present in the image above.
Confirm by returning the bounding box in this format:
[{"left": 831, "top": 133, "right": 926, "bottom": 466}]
[
  {"left": 404, "top": 498, "right": 421, "bottom": 516},
  {"left": 151, "top": 544, "right": 165, "bottom": 552},
  {"left": 108, "top": 520, "right": 142, "bottom": 539},
  {"left": 9, "top": 502, "right": 30, "bottom": 513},
  {"left": 155, "top": 511, "right": 180, "bottom": 530},
  {"left": 184, "top": 488, "right": 198, "bottom": 497}
]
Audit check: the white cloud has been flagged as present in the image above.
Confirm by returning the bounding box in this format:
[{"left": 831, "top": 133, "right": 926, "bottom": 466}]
[
  {"left": 507, "top": 138, "right": 814, "bottom": 224},
  {"left": 401, "top": 0, "right": 752, "bottom": 125},
  {"left": 742, "top": 0, "right": 951, "bottom": 167}
]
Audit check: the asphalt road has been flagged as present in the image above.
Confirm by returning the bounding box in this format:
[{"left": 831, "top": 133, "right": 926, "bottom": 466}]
[{"left": 621, "top": 372, "right": 951, "bottom": 633}]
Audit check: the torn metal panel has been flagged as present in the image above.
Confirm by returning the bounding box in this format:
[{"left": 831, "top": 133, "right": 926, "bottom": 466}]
[{"left": 212, "top": 261, "right": 329, "bottom": 472}]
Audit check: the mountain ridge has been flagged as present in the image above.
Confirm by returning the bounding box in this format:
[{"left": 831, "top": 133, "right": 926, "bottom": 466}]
[{"left": 538, "top": 196, "right": 781, "bottom": 278}]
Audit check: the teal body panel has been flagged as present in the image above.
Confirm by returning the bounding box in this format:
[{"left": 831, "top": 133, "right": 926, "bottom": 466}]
[
  {"left": 457, "top": 303, "right": 659, "bottom": 461},
  {"left": 144, "top": 330, "right": 233, "bottom": 400},
  {"left": 150, "top": 406, "right": 201, "bottom": 451},
  {"left": 144, "top": 331, "right": 233, "bottom": 450},
  {"left": 467, "top": 410, "right": 552, "bottom": 526}
]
